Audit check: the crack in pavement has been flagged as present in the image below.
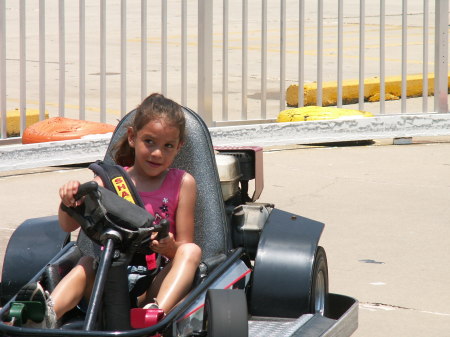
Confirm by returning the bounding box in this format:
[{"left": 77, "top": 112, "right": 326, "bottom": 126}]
[{"left": 360, "top": 302, "right": 450, "bottom": 317}]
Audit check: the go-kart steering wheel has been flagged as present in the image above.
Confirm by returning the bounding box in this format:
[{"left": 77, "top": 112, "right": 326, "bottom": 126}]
[{"left": 61, "top": 181, "right": 169, "bottom": 254}]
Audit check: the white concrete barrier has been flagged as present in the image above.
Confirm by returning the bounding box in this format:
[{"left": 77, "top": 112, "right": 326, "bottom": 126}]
[{"left": 1, "top": 113, "right": 450, "bottom": 172}]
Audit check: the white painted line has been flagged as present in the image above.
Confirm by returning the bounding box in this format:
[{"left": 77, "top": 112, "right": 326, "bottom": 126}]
[
  {"left": 360, "top": 303, "right": 395, "bottom": 312},
  {"left": 361, "top": 302, "right": 450, "bottom": 317},
  {"left": 369, "top": 282, "right": 386, "bottom": 286},
  {"left": 420, "top": 310, "right": 450, "bottom": 317}
]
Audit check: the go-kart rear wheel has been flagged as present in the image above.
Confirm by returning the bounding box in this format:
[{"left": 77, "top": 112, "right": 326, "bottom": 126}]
[
  {"left": 203, "top": 289, "right": 248, "bottom": 337},
  {"left": 248, "top": 209, "right": 325, "bottom": 318},
  {"left": 310, "top": 246, "right": 329, "bottom": 316}
]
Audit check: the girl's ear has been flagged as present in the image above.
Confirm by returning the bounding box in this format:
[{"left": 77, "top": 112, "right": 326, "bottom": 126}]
[{"left": 127, "top": 127, "right": 136, "bottom": 148}]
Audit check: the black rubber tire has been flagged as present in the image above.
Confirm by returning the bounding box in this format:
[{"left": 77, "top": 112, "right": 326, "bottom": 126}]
[
  {"left": 1, "top": 216, "right": 70, "bottom": 305},
  {"left": 203, "top": 289, "right": 248, "bottom": 337},
  {"left": 309, "top": 246, "right": 329, "bottom": 316},
  {"left": 248, "top": 209, "right": 325, "bottom": 318}
]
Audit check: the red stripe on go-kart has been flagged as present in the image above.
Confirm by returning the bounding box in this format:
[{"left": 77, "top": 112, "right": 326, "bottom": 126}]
[{"left": 224, "top": 269, "right": 251, "bottom": 289}]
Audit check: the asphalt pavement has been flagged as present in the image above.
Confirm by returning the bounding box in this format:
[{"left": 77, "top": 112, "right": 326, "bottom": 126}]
[{"left": 1, "top": 137, "right": 450, "bottom": 337}]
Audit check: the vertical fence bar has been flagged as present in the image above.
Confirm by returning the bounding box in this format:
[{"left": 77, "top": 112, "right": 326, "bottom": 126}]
[
  {"left": 316, "top": 0, "right": 323, "bottom": 107},
  {"left": 120, "top": 0, "right": 126, "bottom": 117},
  {"left": 141, "top": 0, "right": 147, "bottom": 101},
  {"left": 434, "top": 0, "right": 448, "bottom": 113},
  {"left": 161, "top": 0, "right": 167, "bottom": 95},
  {"left": 223, "top": 0, "right": 229, "bottom": 120},
  {"left": 0, "top": 0, "right": 6, "bottom": 138},
  {"left": 298, "top": 0, "right": 304, "bottom": 107},
  {"left": 20, "top": 0, "right": 26, "bottom": 134},
  {"left": 242, "top": 0, "right": 248, "bottom": 120},
  {"left": 198, "top": 0, "right": 213, "bottom": 126},
  {"left": 100, "top": 0, "right": 106, "bottom": 123},
  {"left": 379, "top": 0, "right": 385, "bottom": 114},
  {"left": 79, "top": 0, "right": 85, "bottom": 120},
  {"left": 358, "top": 0, "right": 365, "bottom": 111},
  {"left": 337, "top": 0, "right": 343, "bottom": 108},
  {"left": 401, "top": 0, "right": 407, "bottom": 113},
  {"left": 181, "top": 0, "right": 187, "bottom": 106},
  {"left": 261, "top": 0, "right": 267, "bottom": 117},
  {"left": 39, "top": 0, "right": 46, "bottom": 121},
  {"left": 422, "top": 0, "right": 429, "bottom": 113},
  {"left": 59, "top": 0, "right": 65, "bottom": 117},
  {"left": 280, "top": 0, "right": 286, "bottom": 111}
]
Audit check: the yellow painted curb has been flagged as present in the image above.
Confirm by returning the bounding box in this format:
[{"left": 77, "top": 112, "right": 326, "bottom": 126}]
[
  {"left": 6, "top": 108, "right": 49, "bottom": 136},
  {"left": 277, "top": 106, "right": 374, "bottom": 123},
  {"left": 286, "top": 74, "right": 449, "bottom": 107}
]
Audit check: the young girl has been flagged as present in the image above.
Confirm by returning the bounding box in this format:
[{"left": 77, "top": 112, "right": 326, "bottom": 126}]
[{"left": 20, "top": 93, "right": 202, "bottom": 328}]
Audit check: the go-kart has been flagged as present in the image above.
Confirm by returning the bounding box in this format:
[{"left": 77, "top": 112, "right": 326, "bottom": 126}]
[{"left": 0, "top": 107, "right": 358, "bottom": 336}]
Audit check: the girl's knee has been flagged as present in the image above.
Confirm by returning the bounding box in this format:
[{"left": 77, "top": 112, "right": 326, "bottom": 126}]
[{"left": 177, "top": 243, "right": 202, "bottom": 265}]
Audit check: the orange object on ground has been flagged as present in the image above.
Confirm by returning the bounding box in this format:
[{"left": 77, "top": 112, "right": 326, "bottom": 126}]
[{"left": 22, "top": 117, "right": 116, "bottom": 144}]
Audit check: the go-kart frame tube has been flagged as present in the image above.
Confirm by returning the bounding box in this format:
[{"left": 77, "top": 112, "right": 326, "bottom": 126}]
[
  {"left": 0, "top": 248, "right": 246, "bottom": 337},
  {"left": 83, "top": 238, "right": 115, "bottom": 331}
]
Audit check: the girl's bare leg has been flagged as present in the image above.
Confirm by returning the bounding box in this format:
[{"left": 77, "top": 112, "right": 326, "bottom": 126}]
[
  {"left": 51, "top": 256, "right": 96, "bottom": 320},
  {"left": 145, "top": 243, "right": 201, "bottom": 313}
]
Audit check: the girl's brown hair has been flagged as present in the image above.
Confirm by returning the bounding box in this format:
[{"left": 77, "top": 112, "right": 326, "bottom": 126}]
[{"left": 113, "top": 93, "right": 185, "bottom": 166}]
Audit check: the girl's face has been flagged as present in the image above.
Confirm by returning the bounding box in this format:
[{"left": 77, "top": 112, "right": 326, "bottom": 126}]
[{"left": 128, "top": 118, "right": 182, "bottom": 178}]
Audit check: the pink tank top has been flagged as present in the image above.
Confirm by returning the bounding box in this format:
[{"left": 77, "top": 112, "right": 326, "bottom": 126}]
[
  {"left": 137, "top": 168, "right": 185, "bottom": 237},
  {"left": 132, "top": 168, "right": 186, "bottom": 269}
]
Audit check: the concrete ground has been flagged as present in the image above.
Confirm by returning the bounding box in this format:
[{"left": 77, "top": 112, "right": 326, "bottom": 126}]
[
  {"left": 262, "top": 139, "right": 450, "bottom": 337},
  {"left": 1, "top": 138, "right": 449, "bottom": 336}
]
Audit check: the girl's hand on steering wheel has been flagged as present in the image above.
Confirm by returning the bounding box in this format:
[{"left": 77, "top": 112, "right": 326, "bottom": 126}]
[
  {"left": 59, "top": 180, "right": 83, "bottom": 208},
  {"left": 150, "top": 232, "right": 176, "bottom": 258}
]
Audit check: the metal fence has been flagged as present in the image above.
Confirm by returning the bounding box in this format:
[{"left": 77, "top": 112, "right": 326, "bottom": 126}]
[{"left": 0, "top": 0, "right": 448, "bottom": 139}]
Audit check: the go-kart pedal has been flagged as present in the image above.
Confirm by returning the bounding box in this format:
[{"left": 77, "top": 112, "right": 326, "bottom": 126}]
[{"left": 11, "top": 282, "right": 58, "bottom": 329}]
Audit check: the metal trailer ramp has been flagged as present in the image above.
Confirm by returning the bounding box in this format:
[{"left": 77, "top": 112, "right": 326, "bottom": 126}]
[{"left": 249, "top": 294, "right": 358, "bottom": 337}]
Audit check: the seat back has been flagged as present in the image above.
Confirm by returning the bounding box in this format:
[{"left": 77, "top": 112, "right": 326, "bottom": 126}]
[{"left": 99, "top": 107, "right": 230, "bottom": 260}]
